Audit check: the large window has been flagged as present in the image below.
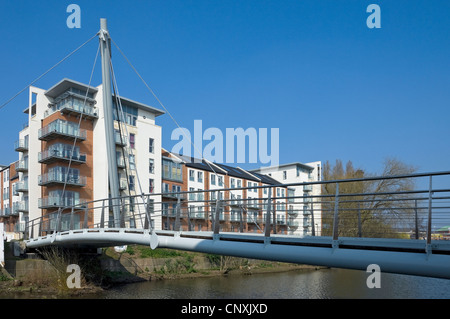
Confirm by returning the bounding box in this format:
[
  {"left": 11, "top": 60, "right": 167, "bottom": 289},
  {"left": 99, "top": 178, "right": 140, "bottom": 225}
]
[
  {"left": 162, "top": 158, "right": 182, "bottom": 181},
  {"left": 113, "top": 101, "right": 138, "bottom": 126}
]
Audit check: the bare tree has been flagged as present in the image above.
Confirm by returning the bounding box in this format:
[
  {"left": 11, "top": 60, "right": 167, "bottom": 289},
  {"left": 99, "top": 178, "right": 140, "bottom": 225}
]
[{"left": 322, "top": 158, "right": 418, "bottom": 238}]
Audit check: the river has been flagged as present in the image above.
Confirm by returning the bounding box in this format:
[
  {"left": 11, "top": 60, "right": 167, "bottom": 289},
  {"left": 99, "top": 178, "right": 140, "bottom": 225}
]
[{"left": 100, "top": 268, "right": 450, "bottom": 299}]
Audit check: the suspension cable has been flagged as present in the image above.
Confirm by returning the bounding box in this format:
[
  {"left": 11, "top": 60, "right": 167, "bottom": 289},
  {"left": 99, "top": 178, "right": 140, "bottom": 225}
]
[
  {"left": 56, "top": 42, "right": 100, "bottom": 228},
  {"left": 0, "top": 32, "right": 99, "bottom": 111},
  {"left": 109, "top": 38, "right": 221, "bottom": 180}
]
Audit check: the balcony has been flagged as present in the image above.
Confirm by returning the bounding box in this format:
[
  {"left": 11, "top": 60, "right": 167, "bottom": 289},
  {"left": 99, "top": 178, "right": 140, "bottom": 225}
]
[
  {"left": 57, "top": 101, "right": 99, "bottom": 120},
  {"left": 14, "top": 222, "right": 25, "bottom": 232},
  {"left": 288, "top": 209, "right": 299, "bottom": 216},
  {"left": 16, "top": 160, "right": 28, "bottom": 172},
  {"left": 162, "top": 191, "right": 187, "bottom": 201},
  {"left": 117, "top": 156, "right": 125, "bottom": 168},
  {"left": 15, "top": 181, "right": 28, "bottom": 192},
  {"left": 14, "top": 139, "right": 29, "bottom": 152},
  {"left": 119, "top": 179, "right": 128, "bottom": 190},
  {"left": 229, "top": 214, "right": 243, "bottom": 222},
  {"left": 38, "top": 120, "right": 87, "bottom": 141},
  {"left": 288, "top": 220, "right": 300, "bottom": 227},
  {"left": 303, "top": 206, "right": 311, "bottom": 216},
  {"left": 192, "top": 212, "right": 206, "bottom": 219},
  {"left": 0, "top": 208, "right": 10, "bottom": 217},
  {"left": 115, "top": 131, "right": 127, "bottom": 146},
  {"left": 303, "top": 185, "right": 313, "bottom": 192},
  {"left": 38, "top": 173, "right": 86, "bottom": 187},
  {"left": 13, "top": 201, "right": 28, "bottom": 214},
  {"left": 39, "top": 149, "right": 87, "bottom": 165},
  {"left": 38, "top": 196, "right": 87, "bottom": 209}
]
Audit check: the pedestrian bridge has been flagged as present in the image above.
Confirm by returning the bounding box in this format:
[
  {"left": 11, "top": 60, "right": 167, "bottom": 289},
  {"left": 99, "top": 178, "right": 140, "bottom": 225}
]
[{"left": 24, "top": 171, "right": 450, "bottom": 280}]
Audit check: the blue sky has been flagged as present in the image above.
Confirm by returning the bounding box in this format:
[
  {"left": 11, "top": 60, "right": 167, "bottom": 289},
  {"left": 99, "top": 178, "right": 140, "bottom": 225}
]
[{"left": 0, "top": 0, "right": 449, "bottom": 177}]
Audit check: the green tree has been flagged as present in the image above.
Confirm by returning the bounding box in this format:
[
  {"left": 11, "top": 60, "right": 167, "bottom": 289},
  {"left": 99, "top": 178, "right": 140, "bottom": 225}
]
[{"left": 321, "top": 158, "right": 418, "bottom": 238}]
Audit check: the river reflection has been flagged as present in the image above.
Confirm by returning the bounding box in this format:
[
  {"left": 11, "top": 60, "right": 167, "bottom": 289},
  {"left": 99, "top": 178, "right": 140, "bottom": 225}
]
[{"left": 101, "top": 268, "right": 450, "bottom": 299}]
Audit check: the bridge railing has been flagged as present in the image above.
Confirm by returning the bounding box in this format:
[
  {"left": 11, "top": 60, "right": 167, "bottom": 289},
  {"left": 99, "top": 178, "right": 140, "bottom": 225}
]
[{"left": 24, "top": 171, "right": 450, "bottom": 246}]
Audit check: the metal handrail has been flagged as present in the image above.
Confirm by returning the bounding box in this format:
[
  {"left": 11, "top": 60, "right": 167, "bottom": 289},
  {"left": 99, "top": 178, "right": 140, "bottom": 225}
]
[{"left": 23, "top": 171, "right": 450, "bottom": 246}]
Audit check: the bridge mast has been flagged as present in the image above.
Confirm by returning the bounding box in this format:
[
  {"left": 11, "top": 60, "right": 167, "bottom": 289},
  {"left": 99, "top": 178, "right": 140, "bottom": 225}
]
[{"left": 99, "top": 18, "right": 121, "bottom": 227}]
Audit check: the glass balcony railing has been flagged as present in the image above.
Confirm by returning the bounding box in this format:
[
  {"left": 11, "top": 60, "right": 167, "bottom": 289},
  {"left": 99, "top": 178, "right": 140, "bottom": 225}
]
[
  {"left": 16, "top": 160, "right": 28, "bottom": 172},
  {"left": 38, "top": 196, "right": 86, "bottom": 209},
  {"left": 38, "top": 120, "right": 87, "bottom": 141},
  {"left": 14, "top": 139, "right": 29, "bottom": 152},
  {"left": 13, "top": 201, "right": 28, "bottom": 214},
  {"left": 38, "top": 148, "right": 87, "bottom": 165},
  {"left": 57, "top": 101, "right": 98, "bottom": 119},
  {"left": 0, "top": 207, "right": 10, "bottom": 217},
  {"left": 115, "top": 131, "right": 127, "bottom": 146},
  {"left": 288, "top": 220, "right": 300, "bottom": 227},
  {"left": 38, "top": 173, "right": 86, "bottom": 187},
  {"left": 15, "top": 181, "right": 28, "bottom": 192}
]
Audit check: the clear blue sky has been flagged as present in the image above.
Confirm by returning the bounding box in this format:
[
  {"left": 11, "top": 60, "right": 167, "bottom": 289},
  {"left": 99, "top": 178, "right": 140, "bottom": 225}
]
[{"left": 0, "top": 0, "right": 449, "bottom": 178}]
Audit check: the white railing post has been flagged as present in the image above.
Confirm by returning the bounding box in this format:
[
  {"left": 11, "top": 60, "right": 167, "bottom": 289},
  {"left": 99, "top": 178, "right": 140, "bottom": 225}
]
[{"left": 332, "top": 183, "right": 340, "bottom": 248}]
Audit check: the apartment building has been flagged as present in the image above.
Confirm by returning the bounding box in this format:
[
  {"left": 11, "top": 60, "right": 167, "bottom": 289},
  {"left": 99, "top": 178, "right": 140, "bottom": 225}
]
[
  {"left": 2, "top": 78, "right": 322, "bottom": 239},
  {"left": 251, "top": 162, "right": 322, "bottom": 236},
  {"left": 161, "top": 150, "right": 291, "bottom": 234},
  {"left": 12, "top": 78, "right": 164, "bottom": 235},
  {"left": 0, "top": 163, "right": 21, "bottom": 240}
]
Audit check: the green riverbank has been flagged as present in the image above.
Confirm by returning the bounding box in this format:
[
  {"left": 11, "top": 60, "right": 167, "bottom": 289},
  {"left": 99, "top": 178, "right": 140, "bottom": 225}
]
[{"left": 0, "top": 242, "right": 324, "bottom": 298}]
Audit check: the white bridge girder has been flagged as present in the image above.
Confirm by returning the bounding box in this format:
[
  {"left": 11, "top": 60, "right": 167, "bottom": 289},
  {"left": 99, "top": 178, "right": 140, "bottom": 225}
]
[{"left": 24, "top": 229, "right": 450, "bottom": 280}]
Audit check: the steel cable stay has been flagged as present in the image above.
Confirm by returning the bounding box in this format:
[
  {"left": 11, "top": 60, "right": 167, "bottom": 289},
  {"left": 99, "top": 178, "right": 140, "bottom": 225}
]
[
  {"left": 109, "top": 38, "right": 223, "bottom": 186},
  {"left": 52, "top": 42, "right": 101, "bottom": 242},
  {"left": 0, "top": 32, "right": 99, "bottom": 111},
  {"left": 108, "top": 36, "right": 247, "bottom": 234},
  {"left": 109, "top": 55, "right": 147, "bottom": 230}
]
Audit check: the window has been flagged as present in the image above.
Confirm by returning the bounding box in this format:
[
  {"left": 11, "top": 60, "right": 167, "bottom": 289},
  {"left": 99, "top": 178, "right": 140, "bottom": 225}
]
[
  {"left": 197, "top": 171, "right": 203, "bottom": 183},
  {"left": 189, "top": 170, "right": 195, "bottom": 181},
  {"left": 149, "top": 138, "right": 154, "bottom": 153},
  {"left": 130, "top": 133, "right": 135, "bottom": 149},
  {"left": 149, "top": 158, "right": 154, "bottom": 174},
  {"left": 230, "top": 178, "right": 235, "bottom": 188},
  {"left": 113, "top": 101, "right": 137, "bottom": 126},
  {"left": 211, "top": 174, "right": 216, "bottom": 185},
  {"left": 288, "top": 189, "right": 295, "bottom": 203},
  {"left": 129, "top": 154, "right": 135, "bottom": 170},
  {"left": 163, "top": 203, "right": 169, "bottom": 216},
  {"left": 197, "top": 189, "right": 203, "bottom": 201},
  {"left": 237, "top": 179, "right": 241, "bottom": 188},
  {"left": 162, "top": 158, "right": 182, "bottom": 181},
  {"left": 283, "top": 171, "right": 287, "bottom": 180},
  {"left": 218, "top": 176, "right": 223, "bottom": 186},
  {"left": 149, "top": 179, "right": 154, "bottom": 193},
  {"left": 189, "top": 187, "right": 195, "bottom": 200},
  {"left": 129, "top": 175, "right": 135, "bottom": 191},
  {"left": 172, "top": 185, "right": 181, "bottom": 193}
]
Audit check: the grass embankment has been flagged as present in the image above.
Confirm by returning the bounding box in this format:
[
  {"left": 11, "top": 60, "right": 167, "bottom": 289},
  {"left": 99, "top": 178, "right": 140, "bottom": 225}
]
[
  {"left": 1, "top": 242, "right": 323, "bottom": 297},
  {"left": 101, "top": 245, "right": 320, "bottom": 282}
]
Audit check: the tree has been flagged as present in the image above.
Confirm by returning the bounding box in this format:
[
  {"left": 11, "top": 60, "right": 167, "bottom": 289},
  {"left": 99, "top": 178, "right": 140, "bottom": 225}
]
[{"left": 321, "top": 158, "right": 418, "bottom": 238}]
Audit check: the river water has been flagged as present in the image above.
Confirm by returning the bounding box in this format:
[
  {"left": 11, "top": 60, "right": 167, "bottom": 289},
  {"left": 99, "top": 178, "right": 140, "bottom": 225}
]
[{"left": 100, "top": 268, "right": 450, "bottom": 299}]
